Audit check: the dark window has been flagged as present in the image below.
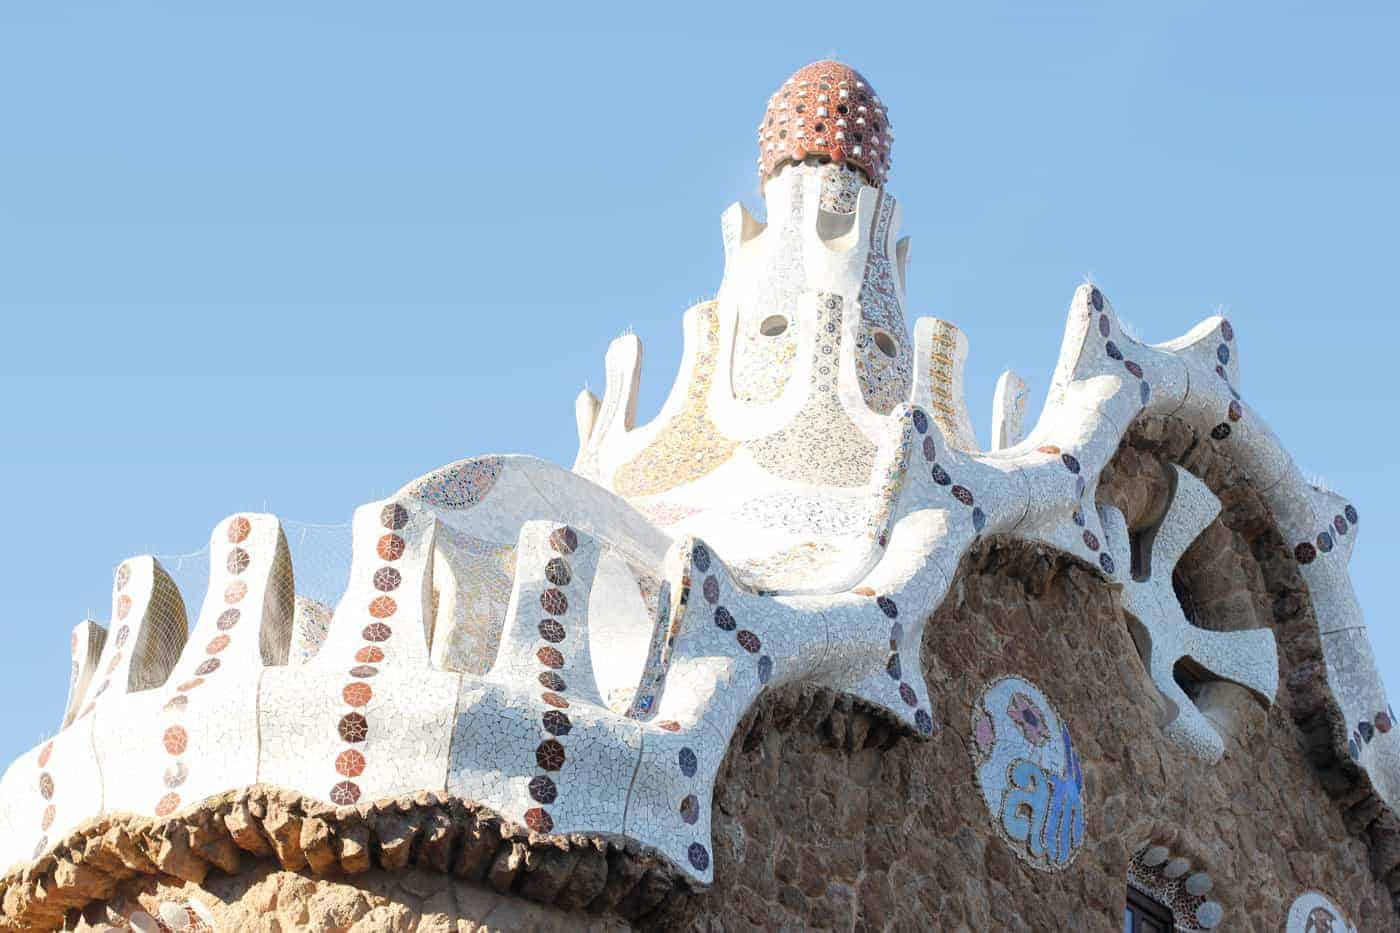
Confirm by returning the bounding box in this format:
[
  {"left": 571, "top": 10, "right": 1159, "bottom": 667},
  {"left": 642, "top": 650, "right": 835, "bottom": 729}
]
[{"left": 1125, "top": 887, "right": 1174, "bottom": 933}]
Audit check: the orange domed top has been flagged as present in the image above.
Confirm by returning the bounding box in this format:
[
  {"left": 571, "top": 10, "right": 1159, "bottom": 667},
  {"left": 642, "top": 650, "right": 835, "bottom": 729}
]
[{"left": 758, "top": 61, "right": 892, "bottom": 187}]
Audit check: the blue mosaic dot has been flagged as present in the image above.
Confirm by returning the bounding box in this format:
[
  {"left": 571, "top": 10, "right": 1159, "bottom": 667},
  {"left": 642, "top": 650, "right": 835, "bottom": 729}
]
[
  {"left": 1317, "top": 532, "right": 1333, "bottom": 553},
  {"left": 972, "top": 507, "right": 986, "bottom": 532},
  {"left": 1072, "top": 509, "right": 1086, "bottom": 527},
  {"left": 1360, "top": 720, "right": 1375, "bottom": 743},
  {"left": 931, "top": 464, "right": 951, "bottom": 485},
  {"left": 1346, "top": 504, "right": 1359, "bottom": 524},
  {"left": 915, "top": 709, "right": 934, "bottom": 735},
  {"left": 1105, "top": 340, "right": 1123, "bottom": 361},
  {"left": 877, "top": 596, "right": 899, "bottom": 619},
  {"left": 886, "top": 653, "right": 902, "bottom": 681},
  {"left": 1140, "top": 381, "right": 1151, "bottom": 405},
  {"left": 713, "top": 606, "right": 736, "bottom": 631},
  {"left": 678, "top": 747, "right": 697, "bottom": 777},
  {"left": 692, "top": 542, "right": 710, "bottom": 573},
  {"left": 757, "top": 655, "right": 773, "bottom": 684},
  {"left": 1217, "top": 343, "right": 1230, "bottom": 364},
  {"left": 912, "top": 409, "right": 928, "bottom": 434},
  {"left": 688, "top": 843, "right": 710, "bottom": 871},
  {"left": 890, "top": 621, "right": 904, "bottom": 644}
]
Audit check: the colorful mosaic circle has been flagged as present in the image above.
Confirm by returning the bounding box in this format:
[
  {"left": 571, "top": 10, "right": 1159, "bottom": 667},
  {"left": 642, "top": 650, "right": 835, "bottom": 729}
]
[{"left": 970, "top": 676, "right": 1084, "bottom": 871}]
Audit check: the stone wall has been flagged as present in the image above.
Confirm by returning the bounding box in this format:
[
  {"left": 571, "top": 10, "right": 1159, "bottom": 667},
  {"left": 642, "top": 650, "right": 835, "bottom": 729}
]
[
  {"left": 38, "top": 416, "right": 1400, "bottom": 931},
  {"left": 661, "top": 416, "right": 1398, "bottom": 931}
]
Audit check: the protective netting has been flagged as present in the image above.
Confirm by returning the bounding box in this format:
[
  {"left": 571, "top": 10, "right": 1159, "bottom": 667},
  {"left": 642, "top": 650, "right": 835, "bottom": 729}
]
[{"left": 136, "top": 518, "right": 354, "bottom": 665}]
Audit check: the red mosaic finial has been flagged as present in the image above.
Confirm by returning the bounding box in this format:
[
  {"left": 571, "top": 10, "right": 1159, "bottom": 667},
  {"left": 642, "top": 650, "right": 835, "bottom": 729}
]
[{"left": 758, "top": 60, "right": 892, "bottom": 186}]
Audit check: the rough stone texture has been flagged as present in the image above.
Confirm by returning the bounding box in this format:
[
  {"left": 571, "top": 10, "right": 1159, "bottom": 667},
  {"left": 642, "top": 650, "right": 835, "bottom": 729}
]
[
  {"left": 661, "top": 415, "right": 1399, "bottom": 931},
  {"left": 69, "top": 864, "right": 629, "bottom": 932},
  {"left": 10, "top": 415, "right": 1398, "bottom": 932}
]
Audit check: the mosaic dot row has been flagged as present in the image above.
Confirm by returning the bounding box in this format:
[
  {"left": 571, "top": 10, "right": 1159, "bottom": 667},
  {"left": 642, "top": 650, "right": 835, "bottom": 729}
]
[
  {"left": 155, "top": 517, "right": 255, "bottom": 817},
  {"left": 523, "top": 525, "right": 581, "bottom": 835},
  {"left": 328, "top": 503, "right": 410, "bottom": 806}
]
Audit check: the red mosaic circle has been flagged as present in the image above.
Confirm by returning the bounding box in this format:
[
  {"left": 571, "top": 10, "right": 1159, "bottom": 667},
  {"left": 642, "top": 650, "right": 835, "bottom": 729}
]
[
  {"left": 177, "top": 678, "right": 205, "bottom": 693},
  {"left": 537, "top": 647, "right": 565, "bottom": 669},
  {"left": 356, "top": 646, "right": 385, "bottom": 663},
  {"left": 1082, "top": 530, "right": 1100, "bottom": 551},
  {"left": 343, "top": 682, "right": 373, "bottom": 707},
  {"left": 224, "top": 581, "right": 248, "bottom": 604},
  {"left": 658, "top": 720, "right": 681, "bottom": 732},
  {"left": 164, "top": 762, "right": 188, "bottom": 788},
  {"left": 38, "top": 773, "right": 54, "bottom": 800},
  {"left": 1220, "top": 319, "right": 1234, "bottom": 341},
  {"left": 951, "top": 485, "right": 975, "bottom": 506},
  {"left": 200, "top": 635, "right": 229, "bottom": 657},
  {"left": 368, "top": 595, "right": 398, "bottom": 619},
  {"left": 536, "top": 740, "right": 567, "bottom": 771},
  {"left": 524, "top": 807, "right": 554, "bottom": 833},
  {"left": 217, "top": 609, "right": 241, "bottom": 631},
  {"left": 528, "top": 775, "right": 558, "bottom": 804},
  {"left": 330, "top": 781, "right": 361, "bottom": 805},
  {"left": 38, "top": 742, "right": 53, "bottom": 768},
  {"left": 702, "top": 576, "right": 720, "bottom": 604},
  {"left": 117, "top": 594, "right": 132, "bottom": 620},
  {"left": 350, "top": 665, "right": 378, "bottom": 678},
  {"left": 1038, "top": 445, "right": 1061, "bottom": 455},
  {"left": 899, "top": 682, "right": 917, "bottom": 706},
  {"left": 1123, "top": 360, "right": 1143, "bottom": 378},
  {"left": 163, "top": 726, "right": 188, "bottom": 755},
  {"left": 736, "top": 630, "right": 762, "bottom": 654},
  {"left": 41, "top": 804, "right": 55, "bottom": 830},
  {"left": 164, "top": 695, "right": 188, "bottom": 714},
  {"left": 541, "top": 692, "right": 570, "bottom": 709},
  {"left": 338, "top": 713, "right": 369, "bottom": 743},
  {"left": 227, "top": 516, "right": 252, "bottom": 544},
  {"left": 540, "top": 588, "right": 569, "bottom": 615},
  {"left": 155, "top": 792, "right": 181, "bottom": 817},
  {"left": 1378, "top": 712, "right": 1393, "bottom": 734},
  {"left": 1334, "top": 515, "right": 1348, "bottom": 536},
  {"left": 335, "top": 749, "right": 367, "bottom": 778},
  {"left": 381, "top": 503, "right": 410, "bottom": 530},
  {"left": 362, "top": 623, "right": 393, "bottom": 642},
  {"left": 226, "top": 548, "right": 251, "bottom": 574},
  {"left": 922, "top": 435, "right": 937, "bottom": 461},
  {"left": 538, "top": 619, "right": 566, "bottom": 643},
  {"left": 538, "top": 671, "right": 566, "bottom": 692},
  {"left": 194, "top": 658, "right": 221, "bottom": 676},
  {"left": 377, "top": 534, "right": 406, "bottom": 561},
  {"left": 1295, "top": 542, "right": 1317, "bottom": 564},
  {"left": 373, "top": 567, "right": 401, "bottom": 592},
  {"left": 544, "top": 558, "right": 572, "bottom": 586},
  {"left": 114, "top": 625, "right": 130, "bottom": 648},
  {"left": 549, "top": 526, "right": 578, "bottom": 554},
  {"left": 1098, "top": 315, "right": 1111, "bottom": 338},
  {"left": 1228, "top": 400, "right": 1243, "bottom": 422}
]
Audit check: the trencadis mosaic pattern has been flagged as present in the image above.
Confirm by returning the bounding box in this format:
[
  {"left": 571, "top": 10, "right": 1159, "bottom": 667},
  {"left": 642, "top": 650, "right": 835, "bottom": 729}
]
[
  {"left": 1127, "top": 843, "right": 1225, "bottom": 930},
  {"left": 1286, "top": 890, "right": 1357, "bottom": 932},
  {"left": 971, "top": 677, "right": 1085, "bottom": 871},
  {"left": 0, "top": 60, "right": 1394, "bottom": 902}
]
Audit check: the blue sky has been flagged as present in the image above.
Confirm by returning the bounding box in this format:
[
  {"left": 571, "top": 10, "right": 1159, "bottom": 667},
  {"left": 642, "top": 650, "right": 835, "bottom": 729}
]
[{"left": 0, "top": 2, "right": 1395, "bottom": 767}]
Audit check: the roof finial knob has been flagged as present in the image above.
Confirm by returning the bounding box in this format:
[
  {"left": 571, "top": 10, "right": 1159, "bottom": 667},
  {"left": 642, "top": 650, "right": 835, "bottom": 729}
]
[{"left": 758, "top": 61, "right": 892, "bottom": 186}]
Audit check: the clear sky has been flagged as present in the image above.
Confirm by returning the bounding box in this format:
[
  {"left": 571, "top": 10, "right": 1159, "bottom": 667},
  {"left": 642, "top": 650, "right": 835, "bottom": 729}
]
[{"left": 0, "top": 2, "right": 1395, "bottom": 769}]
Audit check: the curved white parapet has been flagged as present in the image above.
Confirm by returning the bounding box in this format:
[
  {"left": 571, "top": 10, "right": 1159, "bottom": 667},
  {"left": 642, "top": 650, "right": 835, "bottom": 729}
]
[{"left": 0, "top": 231, "right": 1392, "bottom": 887}]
